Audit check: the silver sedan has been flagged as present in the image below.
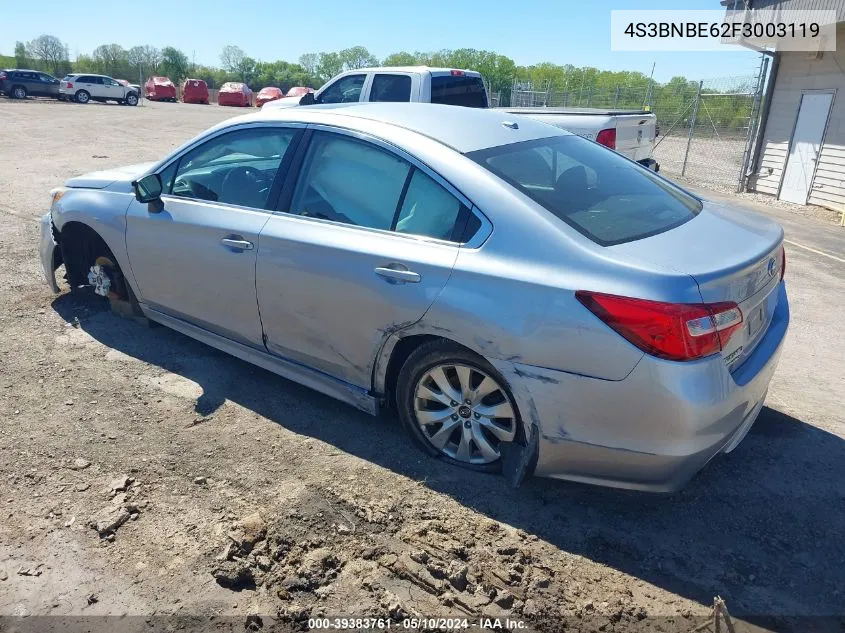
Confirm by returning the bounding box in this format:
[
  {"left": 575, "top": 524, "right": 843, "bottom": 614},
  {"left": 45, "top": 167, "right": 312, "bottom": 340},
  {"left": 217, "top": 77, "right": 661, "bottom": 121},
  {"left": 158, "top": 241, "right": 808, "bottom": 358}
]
[{"left": 40, "top": 103, "right": 789, "bottom": 491}]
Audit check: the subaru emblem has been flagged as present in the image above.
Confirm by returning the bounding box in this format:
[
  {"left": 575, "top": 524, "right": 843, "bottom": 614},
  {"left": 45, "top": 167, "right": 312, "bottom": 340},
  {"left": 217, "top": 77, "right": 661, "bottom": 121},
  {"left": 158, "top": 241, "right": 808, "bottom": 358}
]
[{"left": 767, "top": 258, "right": 776, "bottom": 277}]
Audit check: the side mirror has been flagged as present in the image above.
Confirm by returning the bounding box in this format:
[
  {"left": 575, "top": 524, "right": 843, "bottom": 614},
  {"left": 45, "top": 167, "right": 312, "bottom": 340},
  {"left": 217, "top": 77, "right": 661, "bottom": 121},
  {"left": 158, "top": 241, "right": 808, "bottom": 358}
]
[
  {"left": 299, "top": 92, "right": 315, "bottom": 106},
  {"left": 132, "top": 173, "right": 163, "bottom": 203}
]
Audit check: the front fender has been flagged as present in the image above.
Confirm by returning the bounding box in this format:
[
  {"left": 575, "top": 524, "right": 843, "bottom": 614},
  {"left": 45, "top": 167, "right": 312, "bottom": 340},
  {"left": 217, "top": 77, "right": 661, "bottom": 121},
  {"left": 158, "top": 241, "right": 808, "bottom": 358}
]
[{"left": 51, "top": 189, "right": 140, "bottom": 297}]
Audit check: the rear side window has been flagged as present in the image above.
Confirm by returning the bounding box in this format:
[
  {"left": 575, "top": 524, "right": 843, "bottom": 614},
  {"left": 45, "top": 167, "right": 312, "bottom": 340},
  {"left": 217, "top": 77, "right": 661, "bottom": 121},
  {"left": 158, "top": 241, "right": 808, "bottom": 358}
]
[
  {"left": 468, "top": 135, "right": 702, "bottom": 246},
  {"left": 395, "top": 170, "right": 465, "bottom": 241},
  {"left": 370, "top": 74, "right": 412, "bottom": 102},
  {"left": 431, "top": 75, "right": 488, "bottom": 108},
  {"left": 290, "top": 132, "right": 410, "bottom": 229},
  {"left": 289, "top": 132, "right": 470, "bottom": 241}
]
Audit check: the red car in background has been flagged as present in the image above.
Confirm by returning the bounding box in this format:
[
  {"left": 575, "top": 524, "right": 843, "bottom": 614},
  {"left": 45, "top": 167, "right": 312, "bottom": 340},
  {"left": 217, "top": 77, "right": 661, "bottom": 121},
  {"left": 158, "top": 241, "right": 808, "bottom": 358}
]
[
  {"left": 286, "top": 86, "right": 314, "bottom": 97},
  {"left": 182, "top": 78, "right": 209, "bottom": 104},
  {"left": 218, "top": 82, "right": 252, "bottom": 107},
  {"left": 144, "top": 76, "right": 177, "bottom": 102},
  {"left": 255, "top": 86, "right": 283, "bottom": 107}
]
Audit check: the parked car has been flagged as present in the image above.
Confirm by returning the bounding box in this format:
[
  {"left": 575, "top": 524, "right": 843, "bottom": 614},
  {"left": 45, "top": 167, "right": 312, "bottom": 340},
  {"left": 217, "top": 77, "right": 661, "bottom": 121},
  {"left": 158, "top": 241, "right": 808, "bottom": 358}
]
[
  {"left": 264, "top": 66, "right": 488, "bottom": 110},
  {"left": 58, "top": 74, "right": 139, "bottom": 105},
  {"left": 181, "top": 78, "right": 209, "bottom": 104},
  {"left": 116, "top": 79, "right": 142, "bottom": 94},
  {"left": 0, "top": 69, "right": 60, "bottom": 99},
  {"left": 218, "top": 82, "right": 252, "bottom": 107},
  {"left": 144, "top": 76, "right": 177, "bottom": 102},
  {"left": 255, "top": 86, "right": 283, "bottom": 107},
  {"left": 40, "top": 104, "right": 788, "bottom": 491},
  {"left": 263, "top": 67, "right": 658, "bottom": 168},
  {"left": 286, "top": 86, "right": 314, "bottom": 97}
]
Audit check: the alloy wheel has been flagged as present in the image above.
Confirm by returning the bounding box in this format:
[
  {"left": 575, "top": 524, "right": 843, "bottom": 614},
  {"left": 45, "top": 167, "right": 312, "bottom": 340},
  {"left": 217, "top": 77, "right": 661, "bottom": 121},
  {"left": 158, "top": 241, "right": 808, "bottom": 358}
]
[{"left": 413, "top": 363, "right": 516, "bottom": 464}]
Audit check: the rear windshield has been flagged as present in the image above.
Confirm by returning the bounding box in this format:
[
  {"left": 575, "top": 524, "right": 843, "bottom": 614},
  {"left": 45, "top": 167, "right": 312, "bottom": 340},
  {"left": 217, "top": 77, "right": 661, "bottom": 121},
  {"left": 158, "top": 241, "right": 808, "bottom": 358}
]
[
  {"left": 431, "top": 75, "right": 488, "bottom": 108},
  {"left": 468, "top": 135, "right": 702, "bottom": 246}
]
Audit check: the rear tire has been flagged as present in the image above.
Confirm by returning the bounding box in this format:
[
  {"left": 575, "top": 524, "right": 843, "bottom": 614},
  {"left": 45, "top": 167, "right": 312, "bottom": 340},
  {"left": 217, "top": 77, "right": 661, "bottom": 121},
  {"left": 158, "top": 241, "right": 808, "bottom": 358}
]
[
  {"left": 11, "top": 85, "right": 26, "bottom": 99},
  {"left": 75, "top": 90, "right": 90, "bottom": 104},
  {"left": 395, "top": 340, "right": 521, "bottom": 473}
]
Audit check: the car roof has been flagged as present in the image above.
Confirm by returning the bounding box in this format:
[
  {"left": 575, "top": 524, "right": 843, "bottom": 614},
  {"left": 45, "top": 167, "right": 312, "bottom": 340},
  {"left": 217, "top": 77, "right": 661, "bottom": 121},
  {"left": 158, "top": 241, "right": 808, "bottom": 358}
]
[
  {"left": 249, "top": 102, "right": 567, "bottom": 153},
  {"left": 341, "top": 66, "right": 483, "bottom": 77}
]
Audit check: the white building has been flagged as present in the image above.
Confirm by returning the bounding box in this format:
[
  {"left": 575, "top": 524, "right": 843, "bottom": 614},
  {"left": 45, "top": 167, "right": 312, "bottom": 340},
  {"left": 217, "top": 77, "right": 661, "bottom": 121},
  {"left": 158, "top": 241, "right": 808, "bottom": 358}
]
[{"left": 728, "top": 0, "right": 845, "bottom": 208}]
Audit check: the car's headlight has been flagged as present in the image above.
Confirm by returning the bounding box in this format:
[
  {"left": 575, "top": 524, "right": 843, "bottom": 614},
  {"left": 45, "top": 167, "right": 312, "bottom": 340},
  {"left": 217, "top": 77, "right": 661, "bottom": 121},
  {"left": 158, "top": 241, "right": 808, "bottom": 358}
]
[{"left": 50, "top": 188, "right": 66, "bottom": 210}]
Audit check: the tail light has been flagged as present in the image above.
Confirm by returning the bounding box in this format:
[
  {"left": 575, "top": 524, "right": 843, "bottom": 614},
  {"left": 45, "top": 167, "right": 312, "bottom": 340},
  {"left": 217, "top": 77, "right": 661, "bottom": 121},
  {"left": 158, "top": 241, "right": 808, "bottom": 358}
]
[
  {"left": 780, "top": 245, "right": 786, "bottom": 281},
  {"left": 576, "top": 291, "right": 743, "bottom": 362},
  {"left": 0, "top": 71, "right": 7, "bottom": 81},
  {"left": 596, "top": 128, "right": 616, "bottom": 149},
  {"left": 65, "top": 82, "right": 73, "bottom": 89},
  {"left": 450, "top": 69, "right": 465, "bottom": 76}
]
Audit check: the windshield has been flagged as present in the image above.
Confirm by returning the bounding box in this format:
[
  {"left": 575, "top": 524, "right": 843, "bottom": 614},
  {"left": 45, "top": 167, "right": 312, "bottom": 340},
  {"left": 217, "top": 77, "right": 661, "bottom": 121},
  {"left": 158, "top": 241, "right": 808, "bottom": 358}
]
[{"left": 467, "top": 135, "right": 701, "bottom": 246}]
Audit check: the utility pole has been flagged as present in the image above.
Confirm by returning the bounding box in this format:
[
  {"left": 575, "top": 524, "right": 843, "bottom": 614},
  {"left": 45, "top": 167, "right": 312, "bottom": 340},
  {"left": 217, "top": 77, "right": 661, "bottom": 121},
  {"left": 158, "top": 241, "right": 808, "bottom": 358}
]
[
  {"left": 644, "top": 62, "right": 656, "bottom": 110},
  {"left": 682, "top": 80, "right": 703, "bottom": 176}
]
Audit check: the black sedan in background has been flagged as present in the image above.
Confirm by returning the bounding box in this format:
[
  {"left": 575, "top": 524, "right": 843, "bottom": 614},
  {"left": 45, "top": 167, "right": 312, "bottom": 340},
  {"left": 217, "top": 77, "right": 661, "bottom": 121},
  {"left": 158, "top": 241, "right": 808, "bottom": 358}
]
[{"left": 0, "top": 69, "right": 60, "bottom": 99}]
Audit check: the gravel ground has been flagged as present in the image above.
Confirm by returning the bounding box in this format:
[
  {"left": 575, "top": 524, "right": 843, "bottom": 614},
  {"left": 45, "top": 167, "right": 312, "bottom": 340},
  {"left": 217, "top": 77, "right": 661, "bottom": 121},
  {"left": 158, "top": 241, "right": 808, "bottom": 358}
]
[{"left": 1, "top": 98, "right": 844, "bottom": 633}]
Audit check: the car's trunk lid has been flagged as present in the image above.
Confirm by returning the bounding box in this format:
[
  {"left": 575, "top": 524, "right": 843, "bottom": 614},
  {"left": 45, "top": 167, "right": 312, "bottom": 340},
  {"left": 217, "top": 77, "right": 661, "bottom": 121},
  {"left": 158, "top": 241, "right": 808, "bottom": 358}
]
[
  {"left": 610, "top": 200, "right": 784, "bottom": 370},
  {"left": 65, "top": 162, "right": 155, "bottom": 189}
]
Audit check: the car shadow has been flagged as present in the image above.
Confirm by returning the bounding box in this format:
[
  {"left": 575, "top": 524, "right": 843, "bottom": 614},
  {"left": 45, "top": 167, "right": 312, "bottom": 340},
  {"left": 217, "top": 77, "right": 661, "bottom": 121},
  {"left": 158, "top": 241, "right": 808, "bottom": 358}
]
[{"left": 52, "top": 294, "right": 845, "bottom": 629}]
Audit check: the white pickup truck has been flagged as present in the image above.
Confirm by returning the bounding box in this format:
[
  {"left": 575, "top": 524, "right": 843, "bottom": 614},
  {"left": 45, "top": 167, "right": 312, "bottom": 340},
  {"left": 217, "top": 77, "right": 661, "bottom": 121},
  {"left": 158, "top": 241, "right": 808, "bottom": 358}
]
[
  {"left": 500, "top": 107, "right": 658, "bottom": 170},
  {"left": 263, "top": 66, "right": 658, "bottom": 169}
]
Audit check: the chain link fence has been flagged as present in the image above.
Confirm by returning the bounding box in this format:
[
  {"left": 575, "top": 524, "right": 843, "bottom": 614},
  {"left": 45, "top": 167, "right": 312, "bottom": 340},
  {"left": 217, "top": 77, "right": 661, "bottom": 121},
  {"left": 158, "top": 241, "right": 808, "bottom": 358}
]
[
  {"left": 651, "top": 70, "right": 767, "bottom": 191},
  {"left": 490, "top": 65, "right": 767, "bottom": 192}
]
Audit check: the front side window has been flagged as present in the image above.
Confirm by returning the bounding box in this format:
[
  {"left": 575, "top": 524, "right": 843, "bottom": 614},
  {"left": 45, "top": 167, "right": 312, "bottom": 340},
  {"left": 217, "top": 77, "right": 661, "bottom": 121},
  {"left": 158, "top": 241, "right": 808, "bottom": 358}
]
[
  {"left": 468, "top": 135, "right": 702, "bottom": 246},
  {"left": 317, "top": 74, "right": 365, "bottom": 104},
  {"left": 170, "top": 127, "right": 296, "bottom": 209},
  {"left": 370, "top": 74, "right": 412, "bottom": 102},
  {"left": 290, "top": 132, "right": 410, "bottom": 229}
]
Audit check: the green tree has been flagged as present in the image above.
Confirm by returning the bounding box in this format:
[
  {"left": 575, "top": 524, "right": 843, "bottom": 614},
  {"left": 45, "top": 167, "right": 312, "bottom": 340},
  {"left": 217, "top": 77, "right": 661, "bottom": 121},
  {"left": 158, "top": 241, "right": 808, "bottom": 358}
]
[
  {"left": 253, "top": 60, "right": 312, "bottom": 91},
  {"left": 92, "top": 44, "right": 128, "bottom": 78},
  {"left": 315, "top": 52, "right": 343, "bottom": 84},
  {"left": 25, "top": 34, "right": 70, "bottom": 76},
  {"left": 14, "top": 41, "right": 28, "bottom": 68},
  {"left": 160, "top": 46, "right": 190, "bottom": 82},
  {"left": 381, "top": 51, "right": 419, "bottom": 66},
  {"left": 338, "top": 46, "right": 378, "bottom": 70},
  {"left": 298, "top": 53, "right": 318, "bottom": 76},
  {"left": 128, "top": 45, "right": 161, "bottom": 79}
]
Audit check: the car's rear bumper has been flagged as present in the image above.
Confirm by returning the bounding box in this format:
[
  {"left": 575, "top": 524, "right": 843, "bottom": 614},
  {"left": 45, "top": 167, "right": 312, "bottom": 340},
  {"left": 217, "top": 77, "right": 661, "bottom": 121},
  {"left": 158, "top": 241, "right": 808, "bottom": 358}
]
[
  {"left": 40, "top": 212, "right": 61, "bottom": 293},
  {"left": 491, "top": 283, "right": 789, "bottom": 492}
]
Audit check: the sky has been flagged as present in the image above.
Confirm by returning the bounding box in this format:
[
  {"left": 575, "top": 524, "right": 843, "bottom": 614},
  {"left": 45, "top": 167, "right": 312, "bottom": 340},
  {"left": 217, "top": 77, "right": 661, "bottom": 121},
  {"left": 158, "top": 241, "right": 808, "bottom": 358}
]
[{"left": 0, "top": 0, "right": 764, "bottom": 82}]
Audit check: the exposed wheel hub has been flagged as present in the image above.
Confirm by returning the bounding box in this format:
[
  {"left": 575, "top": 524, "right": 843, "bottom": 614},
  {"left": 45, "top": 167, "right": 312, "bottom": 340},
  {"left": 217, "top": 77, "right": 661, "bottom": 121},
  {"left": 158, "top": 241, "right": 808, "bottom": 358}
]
[
  {"left": 87, "top": 265, "right": 112, "bottom": 297},
  {"left": 413, "top": 364, "right": 517, "bottom": 465}
]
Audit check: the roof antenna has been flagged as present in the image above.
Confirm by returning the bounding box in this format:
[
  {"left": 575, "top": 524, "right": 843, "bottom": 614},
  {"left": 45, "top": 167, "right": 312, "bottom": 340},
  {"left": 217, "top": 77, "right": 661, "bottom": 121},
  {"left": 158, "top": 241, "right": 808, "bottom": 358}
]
[{"left": 502, "top": 121, "right": 519, "bottom": 130}]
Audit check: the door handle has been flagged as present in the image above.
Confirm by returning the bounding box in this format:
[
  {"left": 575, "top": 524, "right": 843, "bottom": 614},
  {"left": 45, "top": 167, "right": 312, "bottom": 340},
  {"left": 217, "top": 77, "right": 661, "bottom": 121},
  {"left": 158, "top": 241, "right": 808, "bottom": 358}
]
[
  {"left": 220, "top": 237, "right": 254, "bottom": 251},
  {"left": 374, "top": 266, "right": 421, "bottom": 283}
]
